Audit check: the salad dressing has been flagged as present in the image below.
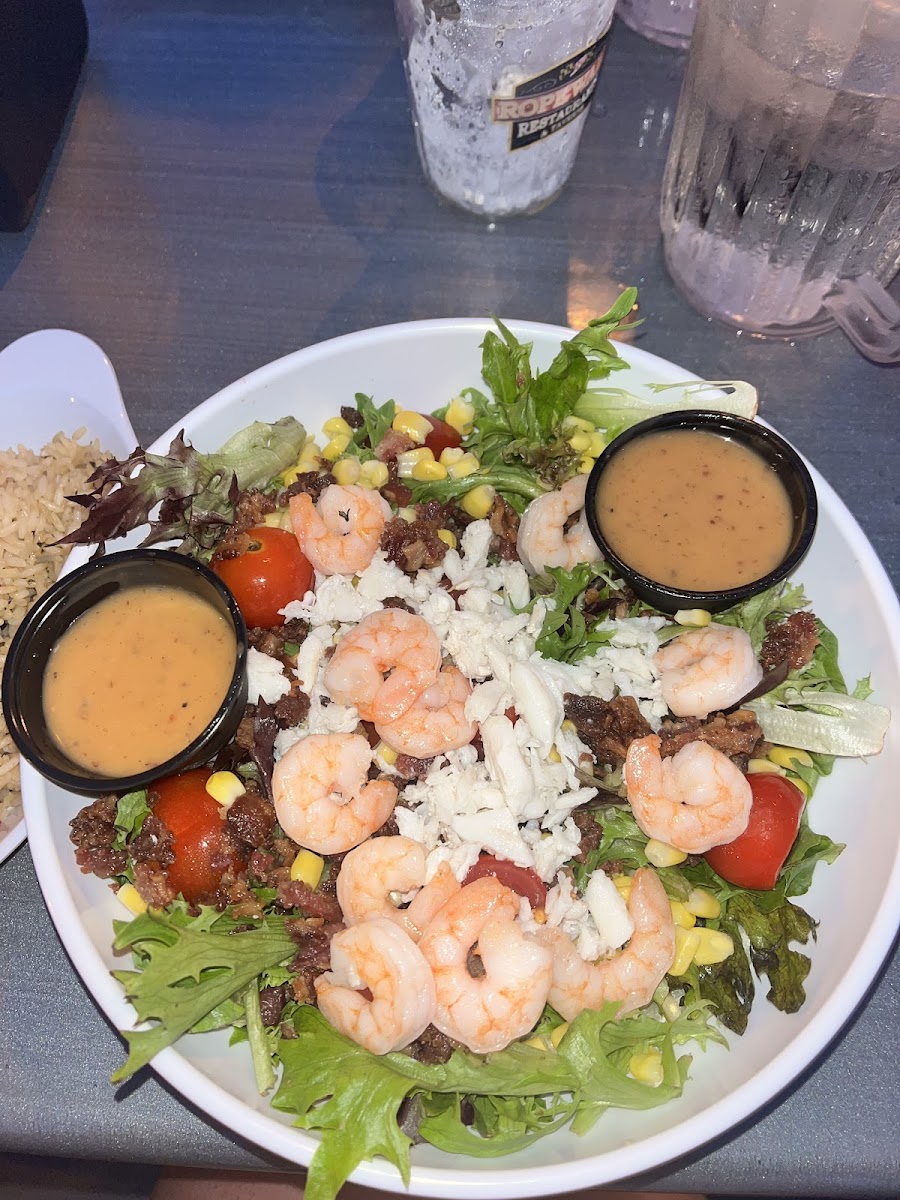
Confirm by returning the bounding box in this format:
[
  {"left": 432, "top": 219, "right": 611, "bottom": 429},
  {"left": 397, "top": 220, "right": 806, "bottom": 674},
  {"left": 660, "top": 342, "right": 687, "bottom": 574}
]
[{"left": 42, "top": 584, "right": 236, "bottom": 776}]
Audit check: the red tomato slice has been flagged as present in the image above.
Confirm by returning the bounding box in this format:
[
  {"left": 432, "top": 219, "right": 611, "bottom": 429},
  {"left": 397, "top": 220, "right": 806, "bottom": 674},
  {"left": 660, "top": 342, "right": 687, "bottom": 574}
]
[
  {"left": 463, "top": 854, "right": 547, "bottom": 910},
  {"left": 704, "top": 773, "right": 805, "bottom": 891},
  {"left": 151, "top": 768, "right": 244, "bottom": 903},
  {"left": 212, "top": 526, "right": 313, "bottom": 629},
  {"left": 422, "top": 415, "right": 462, "bottom": 460}
]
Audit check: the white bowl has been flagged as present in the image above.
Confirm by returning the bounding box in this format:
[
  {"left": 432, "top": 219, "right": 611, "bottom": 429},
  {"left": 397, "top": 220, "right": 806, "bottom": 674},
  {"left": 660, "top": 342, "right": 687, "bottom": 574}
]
[{"left": 21, "top": 319, "right": 900, "bottom": 1195}]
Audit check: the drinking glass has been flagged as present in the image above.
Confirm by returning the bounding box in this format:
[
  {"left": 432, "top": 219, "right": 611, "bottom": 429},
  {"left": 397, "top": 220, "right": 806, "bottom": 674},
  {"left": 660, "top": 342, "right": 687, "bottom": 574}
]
[
  {"left": 617, "top": 0, "right": 697, "bottom": 50},
  {"left": 660, "top": 0, "right": 900, "bottom": 339}
]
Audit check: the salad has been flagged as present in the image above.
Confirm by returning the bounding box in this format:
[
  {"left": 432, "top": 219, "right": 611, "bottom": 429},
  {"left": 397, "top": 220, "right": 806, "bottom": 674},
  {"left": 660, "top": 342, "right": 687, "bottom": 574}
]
[{"left": 61, "top": 293, "right": 890, "bottom": 1200}]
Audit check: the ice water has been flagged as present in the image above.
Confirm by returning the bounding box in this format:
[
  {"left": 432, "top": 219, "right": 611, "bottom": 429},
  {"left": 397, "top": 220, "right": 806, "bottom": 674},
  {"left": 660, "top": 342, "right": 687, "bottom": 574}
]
[{"left": 660, "top": 7, "right": 900, "bottom": 335}]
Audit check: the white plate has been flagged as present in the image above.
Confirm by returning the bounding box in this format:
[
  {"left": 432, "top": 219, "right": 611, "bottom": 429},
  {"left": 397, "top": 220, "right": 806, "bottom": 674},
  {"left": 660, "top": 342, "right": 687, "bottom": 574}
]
[
  {"left": 21, "top": 320, "right": 900, "bottom": 1195},
  {"left": 0, "top": 330, "right": 137, "bottom": 865}
]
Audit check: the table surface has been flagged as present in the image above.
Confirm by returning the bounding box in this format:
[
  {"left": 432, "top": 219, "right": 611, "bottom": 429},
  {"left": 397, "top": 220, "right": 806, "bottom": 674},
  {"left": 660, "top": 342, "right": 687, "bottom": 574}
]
[{"left": 1, "top": 2, "right": 898, "bottom": 1196}]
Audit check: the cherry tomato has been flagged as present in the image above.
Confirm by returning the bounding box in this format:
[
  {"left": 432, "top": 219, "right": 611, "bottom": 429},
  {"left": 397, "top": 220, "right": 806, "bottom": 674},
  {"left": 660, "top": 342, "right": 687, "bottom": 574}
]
[
  {"left": 422, "top": 415, "right": 462, "bottom": 460},
  {"left": 151, "top": 768, "right": 244, "bottom": 903},
  {"left": 704, "top": 774, "right": 805, "bottom": 891},
  {"left": 463, "top": 854, "right": 548, "bottom": 910},
  {"left": 212, "top": 526, "right": 313, "bottom": 628}
]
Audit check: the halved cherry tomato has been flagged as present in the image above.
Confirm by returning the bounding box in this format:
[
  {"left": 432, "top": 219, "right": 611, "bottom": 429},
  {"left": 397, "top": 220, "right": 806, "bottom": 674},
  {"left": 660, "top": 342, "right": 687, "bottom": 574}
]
[
  {"left": 704, "top": 774, "right": 805, "bottom": 891},
  {"left": 422, "top": 415, "right": 462, "bottom": 460},
  {"left": 151, "top": 768, "right": 244, "bottom": 903},
  {"left": 212, "top": 526, "right": 313, "bottom": 628},
  {"left": 463, "top": 854, "right": 547, "bottom": 910}
]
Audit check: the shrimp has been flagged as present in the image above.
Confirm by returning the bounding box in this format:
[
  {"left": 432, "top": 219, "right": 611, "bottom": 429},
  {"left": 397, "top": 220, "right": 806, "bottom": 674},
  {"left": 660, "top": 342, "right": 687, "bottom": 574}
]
[
  {"left": 418, "top": 876, "right": 552, "bottom": 1053},
  {"left": 289, "top": 484, "right": 391, "bottom": 576},
  {"left": 538, "top": 867, "right": 675, "bottom": 1021},
  {"left": 336, "top": 836, "right": 461, "bottom": 940},
  {"left": 516, "top": 475, "right": 603, "bottom": 575},
  {"left": 655, "top": 623, "right": 763, "bottom": 719},
  {"left": 375, "top": 666, "right": 476, "bottom": 758},
  {"left": 623, "top": 733, "right": 752, "bottom": 854},
  {"left": 323, "top": 608, "right": 442, "bottom": 724},
  {"left": 315, "top": 917, "right": 436, "bottom": 1054},
  {"left": 271, "top": 732, "right": 397, "bottom": 855}
]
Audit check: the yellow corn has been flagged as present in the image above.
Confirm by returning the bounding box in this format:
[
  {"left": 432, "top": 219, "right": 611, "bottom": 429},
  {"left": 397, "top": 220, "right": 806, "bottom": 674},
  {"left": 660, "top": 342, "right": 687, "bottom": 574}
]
[
  {"left": 439, "top": 446, "right": 466, "bottom": 466},
  {"left": 685, "top": 887, "right": 721, "bottom": 920},
  {"left": 524, "top": 1033, "right": 552, "bottom": 1051},
  {"left": 397, "top": 447, "right": 434, "bottom": 478},
  {"left": 359, "top": 459, "right": 389, "bottom": 489},
  {"left": 669, "top": 926, "right": 702, "bottom": 976},
  {"left": 445, "top": 396, "right": 476, "bottom": 434},
  {"left": 612, "top": 873, "right": 632, "bottom": 899},
  {"left": 748, "top": 758, "right": 786, "bottom": 776},
  {"left": 549, "top": 1022, "right": 570, "bottom": 1049},
  {"left": 461, "top": 484, "right": 496, "bottom": 519},
  {"left": 322, "top": 434, "right": 351, "bottom": 462},
  {"left": 568, "top": 430, "right": 592, "bottom": 453},
  {"left": 561, "top": 719, "right": 577, "bottom": 734},
  {"left": 768, "top": 745, "right": 814, "bottom": 771},
  {"left": 392, "top": 410, "right": 433, "bottom": 443},
  {"left": 562, "top": 415, "right": 594, "bottom": 433},
  {"left": 436, "top": 528, "right": 457, "bottom": 550},
  {"left": 205, "top": 770, "right": 246, "bottom": 809},
  {"left": 673, "top": 608, "right": 712, "bottom": 627},
  {"left": 376, "top": 740, "right": 398, "bottom": 766},
  {"left": 411, "top": 459, "right": 449, "bottom": 483},
  {"left": 547, "top": 745, "right": 562, "bottom": 764},
  {"left": 645, "top": 838, "right": 688, "bottom": 868},
  {"left": 578, "top": 454, "right": 596, "bottom": 475},
  {"left": 290, "top": 848, "right": 325, "bottom": 889},
  {"left": 629, "top": 1049, "right": 664, "bottom": 1087},
  {"left": 669, "top": 900, "right": 697, "bottom": 930},
  {"left": 262, "top": 508, "right": 292, "bottom": 530},
  {"left": 332, "top": 457, "right": 361, "bottom": 486},
  {"left": 692, "top": 927, "right": 734, "bottom": 966},
  {"left": 660, "top": 992, "right": 682, "bottom": 1022},
  {"left": 398, "top": 506, "right": 417, "bottom": 523},
  {"left": 117, "top": 882, "right": 148, "bottom": 915},
  {"left": 447, "top": 452, "right": 481, "bottom": 479},
  {"left": 588, "top": 432, "right": 606, "bottom": 457},
  {"left": 532, "top": 908, "right": 547, "bottom": 925},
  {"left": 322, "top": 416, "right": 354, "bottom": 439}
]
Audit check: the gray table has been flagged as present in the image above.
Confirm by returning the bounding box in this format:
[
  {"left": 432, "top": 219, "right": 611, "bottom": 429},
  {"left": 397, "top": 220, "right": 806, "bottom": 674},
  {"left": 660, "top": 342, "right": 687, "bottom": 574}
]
[{"left": 1, "top": 2, "right": 898, "bottom": 1195}]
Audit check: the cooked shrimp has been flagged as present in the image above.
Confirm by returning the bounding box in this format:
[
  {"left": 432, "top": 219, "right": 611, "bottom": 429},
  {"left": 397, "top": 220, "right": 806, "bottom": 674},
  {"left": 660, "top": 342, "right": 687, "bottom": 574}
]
[
  {"left": 375, "top": 666, "right": 476, "bottom": 758},
  {"left": 324, "top": 608, "right": 442, "bottom": 724},
  {"left": 538, "top": 867, "right": 675, "bottom": 1021},
  {"left": 418, "top": 876, "right": 552, "bottom": 1053},
  {"left": 516, "top": 475, "right": 603, "bottom": 575},
  {"left": 314, "top": 917, "right": 436, "bottom": 1054},
  {"left": 290, "top": 484, "right": 391, "bottom": 576},
  {"left": 337, "top": 837, "right": 460, "bottom": 940},
  {"left": 655, "top": 623, "right": 762, "bottom": 718},
  {"left": 271, "top": 732, "right": 397, "bottom": 855},
  {"left": 623, "top": 733, "right": 752, "bottom": 854}
]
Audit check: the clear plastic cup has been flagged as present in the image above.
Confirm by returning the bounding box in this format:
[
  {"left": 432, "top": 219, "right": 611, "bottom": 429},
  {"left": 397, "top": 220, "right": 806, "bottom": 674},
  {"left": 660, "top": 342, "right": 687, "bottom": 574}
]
[{"left": 617, "top": 0, "right": 697, "bottom": 50}]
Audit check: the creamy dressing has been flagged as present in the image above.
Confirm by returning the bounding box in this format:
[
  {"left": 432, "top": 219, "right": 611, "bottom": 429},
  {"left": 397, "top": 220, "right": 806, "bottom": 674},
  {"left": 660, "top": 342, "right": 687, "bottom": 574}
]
[
  {"left": 595, "top": 429, "right": 794, "bottom": 590},
  {"left": 43, "top": 584, "right": 236, "bottom": 777}
]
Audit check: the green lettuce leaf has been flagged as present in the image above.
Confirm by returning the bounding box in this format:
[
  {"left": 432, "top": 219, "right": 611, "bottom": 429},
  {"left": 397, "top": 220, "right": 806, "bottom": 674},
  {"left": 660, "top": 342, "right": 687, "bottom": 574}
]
[{"left": 573, "top": 379, "right": 758, "bottom": 440}]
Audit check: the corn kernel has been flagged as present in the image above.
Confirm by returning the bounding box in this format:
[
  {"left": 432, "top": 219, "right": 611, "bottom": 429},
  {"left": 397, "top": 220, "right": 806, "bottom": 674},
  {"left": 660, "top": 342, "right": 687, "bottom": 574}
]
[
  {"left": 411, "top": 459, "right": 449, "bottom": 483},
  {"left": 322, "top": 434, "right": 351, "bottom": 461},
  {"left": 375, "top": 740, "right": 398, "bottom": 766},
  {"left": 290, "top": 848, "right": 325, "bottom": 889},
  {"left": 397, "top": 506, "right": 417, "bottom": 523},
  {"left": 645, "top": 838, "right": 688, "bottom": 868},
  {"left": 669, "top": 900, "right": 697, "bottom": 930},
  {"left": 660, "top": 992, "right": 682, "bottom": 1023},
  {"left": 685, "top": 887, "right": 721, "bottom": 920},
  {"left": 359, "top": 459, "right": 389, "bottom": 488},
  {"left": 748, "top": 758, "right": 786, "bottom": 776},
  {"left": 692, "top": 927, "right": 735, "bottom": 966},
  {"left": 562, "top": 415, "right": 594, "bottom": 433},
  {"left": 392, "top": 410, "right": 433, "bottom": 444},
  {"left": 262, "top": 508, "right": 292, "bottom": 530},
  {"left": 397, "top": 447, "right": 434, "bottom": 478},
  {"left": 789, "top": 774, "right": 811, "bottom": 797},
  {"left": 447, "top": 452, "right": 481, "bottom": 479},
  {"left": 674, "top": 608, "right": 712, "bottom": 627},
  {"left": 524, "top": 1034, "right": 552, "bottom": 1051},
  {"left": 547, "top": 745, "right": 562, "bottom": 764},
  {"left": 439, "top": 446, "right": 466, "bottom": 466},
  {"left": 549, "top": 1022, "right": 570, "bottom": 1049},
  {"left": 280, "top": 466, "right": 301, "bottom": 486},
  {"left": 669, "top": 926, "right": 702, "bottom": 976},
  {"left": 205, "top": 770, "right": 246, "bottom": 809},
  {"left": 612, "top": 873, "right": 632, "bottom": 898},
  {"left": 768, "top": 745, "right": 814, "bottom": 771},
  {"left": 436, "top": 528, "right": 457, "bottom": 550},
  {"left": 117, "top": 882, "right": 148, "bottom": 915},
  {"left": 560, "top": 719, "right": 576, "bottom": 734},
  {"left": 568, "top": 430, "right": 592, "bottom": 453},
  {"left": 332, "top": 457, "right": 361, "bottom": 486},
  {"left": 578, "top": 454, "right": 596, "bottom": 475},
  {"left": 629, "top": 1049, "right": 664, "bottom": 1087},
  {"left": 532, "top": 908, "right": 547, "bottom": 925},
  {"left": 445, "top": 396, "right": 476, "bottom": 434},
  {"left": 588, "top": 432, "right": 606, "bottom": 457},
  {"left": 323, "top": 416, "right": 354, "bottom": 439},
  {"left": 461, "top": 484, "right": 496, "bottom": 519}
]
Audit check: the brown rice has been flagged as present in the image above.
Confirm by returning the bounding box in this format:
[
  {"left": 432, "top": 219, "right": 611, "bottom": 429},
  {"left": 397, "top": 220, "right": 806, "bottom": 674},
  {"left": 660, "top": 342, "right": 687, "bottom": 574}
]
[{"left": 0, "top": 430, "right": 107, "bottom": 834}]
